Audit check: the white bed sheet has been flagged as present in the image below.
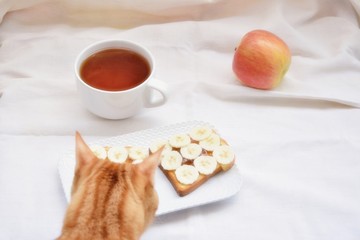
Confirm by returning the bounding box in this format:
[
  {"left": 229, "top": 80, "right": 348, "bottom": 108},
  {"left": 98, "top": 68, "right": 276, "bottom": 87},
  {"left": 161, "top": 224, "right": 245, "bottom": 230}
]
[{"left": 0, "top": 0, "right": 360, "bottom": 239}]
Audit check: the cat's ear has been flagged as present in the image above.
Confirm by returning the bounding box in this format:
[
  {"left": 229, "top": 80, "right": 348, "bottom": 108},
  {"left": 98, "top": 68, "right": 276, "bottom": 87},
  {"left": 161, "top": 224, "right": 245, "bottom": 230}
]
[
  {"left": 75, "top": 131, "right": 96, "bottom": 169},
  {"left": 137, "top": 146, "right": 164, "bottom": 182}
]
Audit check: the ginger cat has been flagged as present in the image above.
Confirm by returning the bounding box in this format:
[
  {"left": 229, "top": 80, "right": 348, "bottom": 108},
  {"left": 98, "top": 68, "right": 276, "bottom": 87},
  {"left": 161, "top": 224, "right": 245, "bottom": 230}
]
[{"left": 58, "top": 132, "right": 163, "bottom": 240}]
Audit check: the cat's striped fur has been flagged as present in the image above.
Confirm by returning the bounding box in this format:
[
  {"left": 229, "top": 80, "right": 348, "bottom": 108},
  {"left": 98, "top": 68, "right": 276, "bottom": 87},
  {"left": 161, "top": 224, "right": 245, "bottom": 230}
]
[{"left": 58, "top": 132, "right": 163, "bottom": 240}]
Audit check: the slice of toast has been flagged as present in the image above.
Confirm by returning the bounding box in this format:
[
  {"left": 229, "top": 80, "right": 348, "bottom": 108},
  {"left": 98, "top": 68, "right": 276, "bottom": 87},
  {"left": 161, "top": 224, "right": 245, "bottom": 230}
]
[{"left": 152, "top": 126, "right": 235, "bottom": 197}]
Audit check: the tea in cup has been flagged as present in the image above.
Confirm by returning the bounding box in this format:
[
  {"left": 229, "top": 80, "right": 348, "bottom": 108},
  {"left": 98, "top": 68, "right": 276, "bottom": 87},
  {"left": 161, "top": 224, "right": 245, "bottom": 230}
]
[{"left": 75, "top": 39, "right": 167, "bottom": 119}]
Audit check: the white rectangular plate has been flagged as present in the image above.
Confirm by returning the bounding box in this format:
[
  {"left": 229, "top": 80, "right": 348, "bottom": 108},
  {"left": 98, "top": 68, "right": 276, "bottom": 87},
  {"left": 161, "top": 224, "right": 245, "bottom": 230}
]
[{"left": 58, "top": 121, "right": 242, "bottom": 216}]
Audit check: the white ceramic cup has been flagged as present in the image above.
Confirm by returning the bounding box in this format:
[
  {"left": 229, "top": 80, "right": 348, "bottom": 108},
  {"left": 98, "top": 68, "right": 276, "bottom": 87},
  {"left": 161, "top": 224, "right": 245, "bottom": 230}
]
[{"left": 75, "top": 39, "right": 168, "bottom": 119}]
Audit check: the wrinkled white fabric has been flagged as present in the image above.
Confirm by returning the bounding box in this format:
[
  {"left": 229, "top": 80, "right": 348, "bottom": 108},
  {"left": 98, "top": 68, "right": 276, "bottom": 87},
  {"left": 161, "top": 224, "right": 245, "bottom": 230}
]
[{"left": 0, "top": 0, "right": 360, "bottom": 239}]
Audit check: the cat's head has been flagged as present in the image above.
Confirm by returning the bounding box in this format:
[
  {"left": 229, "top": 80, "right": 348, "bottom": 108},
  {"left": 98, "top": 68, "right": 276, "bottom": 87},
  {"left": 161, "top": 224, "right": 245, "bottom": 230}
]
[{"left": 63, "top": 132, "right": 163, "bottom": 238}]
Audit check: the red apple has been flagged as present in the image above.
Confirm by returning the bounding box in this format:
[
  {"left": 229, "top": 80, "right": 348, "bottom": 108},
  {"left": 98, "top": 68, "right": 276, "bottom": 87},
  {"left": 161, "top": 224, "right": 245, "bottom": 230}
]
[{"left": 232, "top": 30, "right": 291, "bottom": 90}]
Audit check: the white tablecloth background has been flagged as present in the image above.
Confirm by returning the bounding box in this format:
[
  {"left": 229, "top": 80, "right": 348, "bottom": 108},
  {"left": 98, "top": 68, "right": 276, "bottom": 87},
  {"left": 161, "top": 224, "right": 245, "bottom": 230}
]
[{"left": 1, "top": 0, "right": 360, "bottom": 239}]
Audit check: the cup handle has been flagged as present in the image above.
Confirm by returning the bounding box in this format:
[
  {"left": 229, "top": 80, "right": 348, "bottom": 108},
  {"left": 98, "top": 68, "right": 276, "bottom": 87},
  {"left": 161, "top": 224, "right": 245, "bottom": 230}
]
[{"left": 143, "top": 78, "right": 168, "bottom": 108}]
